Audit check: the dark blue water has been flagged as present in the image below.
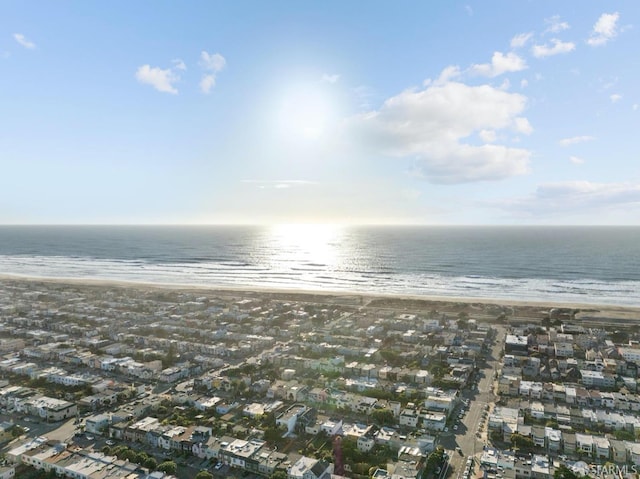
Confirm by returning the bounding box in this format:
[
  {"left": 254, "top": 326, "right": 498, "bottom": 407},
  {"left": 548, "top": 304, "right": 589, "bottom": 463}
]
[{"left": 0, "top": 225, "right": 639, "bottom": 305}]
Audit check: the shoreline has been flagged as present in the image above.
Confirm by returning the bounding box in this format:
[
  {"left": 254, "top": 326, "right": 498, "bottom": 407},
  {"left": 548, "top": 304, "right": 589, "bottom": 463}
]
[{"left": 3, "top": 273, "right": 640, "bottom": 319}]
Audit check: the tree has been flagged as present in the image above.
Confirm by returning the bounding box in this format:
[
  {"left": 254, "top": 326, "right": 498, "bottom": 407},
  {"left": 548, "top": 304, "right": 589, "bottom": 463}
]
[
  {"left": 196, "top": 472, "right": 214, "bottom": 479},
  {"left": 158, "top": 461, "right": 177, "bottom": 475},
  {"left": 510, "top": 433, "right": 535, "bottom": 451},
  {"left": 614, "top": 430, "right": 635, "bottom": 441},
  {"left": 144, "top": 456, "right": 157, "bottom": 470},
  {"left": 371, "top": 409, "right": 395, "bottom": 426},
  {"left": 554, "top": 464, "right": 580, "bottom": 479},
  {"left": 264, "top": 425, "right": 284, "bottom": 444},
  {"left": 270, "top": 471, "right": 288, "bottom": 479}
]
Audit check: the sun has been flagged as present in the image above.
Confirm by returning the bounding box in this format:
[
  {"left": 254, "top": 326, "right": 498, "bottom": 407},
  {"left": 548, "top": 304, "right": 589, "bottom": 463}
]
[{"left": 277, "top": 85, "right": 334, "bottom": 141}]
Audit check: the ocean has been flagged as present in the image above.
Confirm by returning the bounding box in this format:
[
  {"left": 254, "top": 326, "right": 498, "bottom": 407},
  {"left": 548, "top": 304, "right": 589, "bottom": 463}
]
[{"left": 0, "top": 225, "right": 639, "bottom": 306}]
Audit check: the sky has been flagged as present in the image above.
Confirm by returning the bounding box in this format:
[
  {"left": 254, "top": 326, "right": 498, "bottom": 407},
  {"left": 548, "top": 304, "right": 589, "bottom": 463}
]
[{"left": 2, "top": 1, "right": 639, "bottom": 225}]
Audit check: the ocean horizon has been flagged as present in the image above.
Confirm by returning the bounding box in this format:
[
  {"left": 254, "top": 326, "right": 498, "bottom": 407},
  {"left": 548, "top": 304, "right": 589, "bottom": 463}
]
[{"left": 1, "top": 225, "right": 639, "bottom": 307}]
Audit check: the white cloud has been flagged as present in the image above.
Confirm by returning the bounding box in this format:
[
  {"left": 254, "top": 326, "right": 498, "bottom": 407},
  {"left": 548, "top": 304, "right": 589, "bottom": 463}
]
[
  {"left": 559, "top": 135, "right": 595, "bottom": 146},
  {"left": 544, "top": 15, "right": 570, "bottom": 34},
  {"left": 510, "top": 32, "right": 533, "bottom": 49},
  {"left": 199, "top": 51, "right": 226, "bottom": 72},
  {"left": 172, "top": 59, "right": 187, "bottom": 71},
  {"left": 600, "top": 76, "right": 618, "bottom": 90},
  {"left": 434, "top": 65, "right": 461, "bottom": 85},
  {"left": 520, "top": 79, "right": 529, "bottom": 89},
  {"left": 198, "top": 51, "right": 226, "bottom": 94},
  {"left": 532, "top": 39, "right": 575, "bottom": 58},
  {"left": 200, "top": 74, "right": 216, "bottom": 94},
  {"left": 514, "top": 117, "right": 533, "bottom": 135},
  {"left": 587, "top": 12, "right": 620, "bottom": 46},
  {"left": 495, "top": 181, "right": 640, "bottom": 216},
  {"left": 634, "top": 104, "right": 639, "bottom": 111},
  {"left": 569, "top": 156, "right": 585, "bottom": 165},
  {"left": 346, "top": 81, "right": 532, "bottom": 184},
  {"left": 469, "top": 51, "right": 527, "bottom": 77},
  {"left": 499, "top": 78, "right": 511, "bottom": 91},
  {"left": 479, "top": 130, "right": 497, "bottom": 143},
  {"left": 610, "top": 93, "right": 622, "bottom": 103},
  {"left": 135, "top": 64, "right": 180, "bottom": 94},
  {"left": 13, "top": 33, "right": 36, "bottom": 49},
  {"left": 321, "top": 73, "right": 340, "bottom": 84},
  {"left": 465, "top": 5, "right": 473, "bottom": 16}
]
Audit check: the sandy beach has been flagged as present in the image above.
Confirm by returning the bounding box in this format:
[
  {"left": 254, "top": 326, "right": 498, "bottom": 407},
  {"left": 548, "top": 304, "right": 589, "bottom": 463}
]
[{"left": 2, "top": 273, "right": 640, "bottom": 327}]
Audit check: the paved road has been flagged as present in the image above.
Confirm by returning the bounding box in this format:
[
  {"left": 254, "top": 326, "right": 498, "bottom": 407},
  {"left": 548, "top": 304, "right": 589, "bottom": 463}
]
[{"left": 440, "top": 325, "right": 505, "bottom": 478}]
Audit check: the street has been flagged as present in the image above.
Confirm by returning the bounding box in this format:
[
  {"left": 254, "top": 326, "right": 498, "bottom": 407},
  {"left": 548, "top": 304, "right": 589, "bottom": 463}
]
[{"left": 440, "top": 325, "right": 505, "bottom": 479}]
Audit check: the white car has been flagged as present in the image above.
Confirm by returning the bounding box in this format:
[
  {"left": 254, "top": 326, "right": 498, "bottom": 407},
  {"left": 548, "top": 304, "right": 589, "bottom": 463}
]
[
  {"left": 444, "top": 427, "right": 449, "bottom": 432},
  {"left": 106, "top": 440, "right": 115, "bottom": 446},
  {"left": 454, "top": 425, "right": 459, "bottom": 431}
]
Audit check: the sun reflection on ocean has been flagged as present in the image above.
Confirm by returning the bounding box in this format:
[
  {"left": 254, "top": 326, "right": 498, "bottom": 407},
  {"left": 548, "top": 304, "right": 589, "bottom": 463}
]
[{"left": 266, "top": 223, "right": 345, "bottom": 269}]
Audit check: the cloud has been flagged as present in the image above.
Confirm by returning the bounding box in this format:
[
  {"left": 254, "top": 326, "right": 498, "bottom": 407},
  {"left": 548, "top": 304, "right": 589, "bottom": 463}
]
[
  {"left": 199, "top": 51, "right": 226, "bottom": 72},
  {"left": 135, "top": 64, "right": 180, "bottom": 94},
  {"left": 469, "top": 52, "right": 527, "bottom": 77},
  {"left": 544, "top": 15, "right": 570, "bottom": 34},
  {"left": 464, "top": 5, "right": 473, "bottom": 16},
  {"left": 520, "top": 79, "right": 528, "bottom": 89},
  {"left": 479, "top": 130, "right": 496, "bottom": 143},
  {"left": 600, "top": 76, "right": 618, "bottom": 90},
  {"left": 587, "top": 12, "right": 620, "bottom": 46},
  {"left": 610, "top": 93, "right": 622, "bottom": 103},
  {"left": 433, "top": 65, "right": 461, "bottom": 85},
  {"left": 321, "top": 73, "right": 340, "bottom": 84},
  {"left": 494, "top": 181, "right": 640, "bottom": 216},
  {"left": 569, "top": 156, "right": 585, "bottom": 165},
  {"left": 559, "top": 135, "right": 595, "bottom": 146},
  {"left": 172, "top": 59, "right": 187, "bottom": 71},
  {"left": 634, "top": 104, "right": 639, "bottom": 111},
  {"left": 200, "top": 74, "right": 216, "bottom": 94},
  {"left": 510, "top": 32, "right": 534, "bottom": 49},
  {"left": 198, "top": 51, "right": 226, "bottom": 94},
  {"left": 532, "top": 39, "right": 575, "bottom": 58},
  {"left": 13, "top": 33, "right": 36, "bottom": 49},
  {"left": 514, "top": 117, "right": 533, "bottom": 135},
  {"left": 345, "top": 80, "right": 532, "bottom": 184}
]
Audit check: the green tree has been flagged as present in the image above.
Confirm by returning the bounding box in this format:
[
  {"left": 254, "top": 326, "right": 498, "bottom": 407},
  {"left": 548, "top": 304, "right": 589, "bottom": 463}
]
[
  {"left": 614, "top": 430, "right": 635, "bottom": 441},
  {"left": 158, "top": 461, "right": 177, "bottom": 475},
  {"left": 144, "top": 456, "right": 158, "bottom": 470},
  {"left": 195, "top": 472, "right": 214, "bottom": 479},
  {"left": 270, "top": 471, "right": 288, "bottom": 479},
  {"left": 371, "top": 409, "right": 395, "bottom": 426},
  {"left": 554, "top": 464, "right": 580, "bottom": 479},
  {"left": 510, "top": 433, "right": 535, "bottom": 451},
  {"left": 425, "top": 446, "right": 446, "bottom": 473}
]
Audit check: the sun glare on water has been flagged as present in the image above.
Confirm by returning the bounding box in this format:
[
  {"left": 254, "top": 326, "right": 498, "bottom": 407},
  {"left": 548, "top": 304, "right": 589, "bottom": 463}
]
[{"left": 268, "top": 223, "right": 344, "bottom": 267}]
